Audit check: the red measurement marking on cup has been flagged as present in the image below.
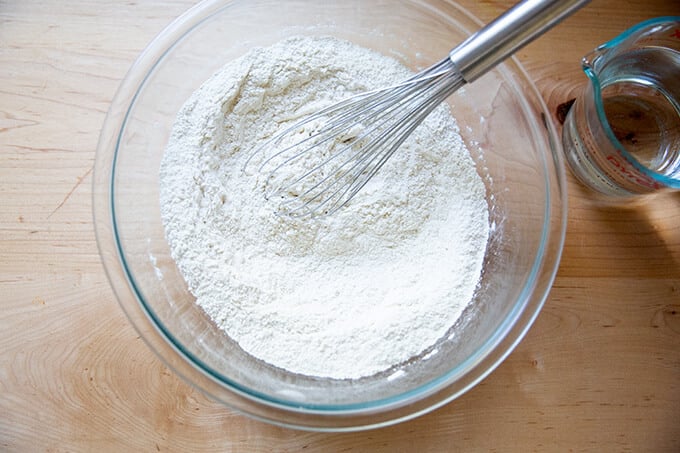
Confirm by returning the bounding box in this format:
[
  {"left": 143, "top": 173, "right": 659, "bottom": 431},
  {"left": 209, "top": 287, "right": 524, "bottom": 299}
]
[
  {"left": 606, "top": 155, "right": 663, "bottom": 190},
  {"left": 671, "top": 29, "right": 680, "bottom": 39}
]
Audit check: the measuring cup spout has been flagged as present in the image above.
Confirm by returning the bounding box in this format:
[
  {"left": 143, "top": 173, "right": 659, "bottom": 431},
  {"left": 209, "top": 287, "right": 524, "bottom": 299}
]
[
  {"left": 581, "top": 48, "right": 604, "bottom": 73},
  {"left": 580, "top": 48, "right": 605, "bottom": 87}
]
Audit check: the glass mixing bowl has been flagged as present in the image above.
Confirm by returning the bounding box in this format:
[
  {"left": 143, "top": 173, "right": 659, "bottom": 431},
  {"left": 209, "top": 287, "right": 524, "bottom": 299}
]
[{"left": 94, "top": 0, "right": 567, "bottom": 431}]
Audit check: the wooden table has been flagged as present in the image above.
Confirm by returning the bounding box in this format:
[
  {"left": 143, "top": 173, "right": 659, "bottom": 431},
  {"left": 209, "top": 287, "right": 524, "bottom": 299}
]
[{"left": 2, "top": 1, "right": 679, "bottom": 451}]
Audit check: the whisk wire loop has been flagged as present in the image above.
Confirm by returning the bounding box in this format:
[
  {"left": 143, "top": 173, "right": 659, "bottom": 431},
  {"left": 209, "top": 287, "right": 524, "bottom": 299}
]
[{"left": 246, "top": 58, "right": 464, "bottom": 217}]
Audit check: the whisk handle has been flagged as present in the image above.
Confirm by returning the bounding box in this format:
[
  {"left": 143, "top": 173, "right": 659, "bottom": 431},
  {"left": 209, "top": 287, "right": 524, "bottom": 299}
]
[{"left": 449, "top": 0, "right": 590, "bottom": 82}]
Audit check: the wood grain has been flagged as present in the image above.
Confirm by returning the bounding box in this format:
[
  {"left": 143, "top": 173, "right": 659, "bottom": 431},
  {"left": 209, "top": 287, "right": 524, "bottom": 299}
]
[{"left": 1, "top": 0, "right": 679, "bottom": 451}]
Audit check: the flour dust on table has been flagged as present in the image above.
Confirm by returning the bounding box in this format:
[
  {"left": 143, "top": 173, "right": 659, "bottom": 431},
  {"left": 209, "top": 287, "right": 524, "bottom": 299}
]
[{"left": 159, "top": 36, "right": 489, "bottom": 379}]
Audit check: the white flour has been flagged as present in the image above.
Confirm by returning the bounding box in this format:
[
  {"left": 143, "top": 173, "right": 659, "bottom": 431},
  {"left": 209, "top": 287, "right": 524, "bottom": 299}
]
[{"left": 159, "top": 36, "right": 489, "bottom": 379}]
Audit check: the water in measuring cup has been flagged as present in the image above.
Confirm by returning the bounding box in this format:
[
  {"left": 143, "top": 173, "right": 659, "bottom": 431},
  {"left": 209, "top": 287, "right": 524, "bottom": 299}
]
[
  {"left": 603, "top": 48, "right": 680, "bottom": 177},
  {"left": 564, "top": 46, "right": 680, "bottom": 195}
]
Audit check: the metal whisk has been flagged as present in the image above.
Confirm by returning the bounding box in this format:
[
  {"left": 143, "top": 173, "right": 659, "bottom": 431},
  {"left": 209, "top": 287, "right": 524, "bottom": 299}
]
[{"left": 247, "top": 0, "right": 590, "bottom": 218}]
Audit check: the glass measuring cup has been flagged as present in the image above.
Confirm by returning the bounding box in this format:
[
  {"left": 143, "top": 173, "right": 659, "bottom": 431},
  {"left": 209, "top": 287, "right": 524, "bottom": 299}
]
[{"left": 562, "top": 17, "right": 680, "bottom": 198}]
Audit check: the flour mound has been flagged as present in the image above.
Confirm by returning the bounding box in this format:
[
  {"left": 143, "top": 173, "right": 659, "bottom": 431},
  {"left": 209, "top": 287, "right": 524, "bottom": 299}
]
[{"left": 159, "top": 36, "right": 489, "bottom": 379}]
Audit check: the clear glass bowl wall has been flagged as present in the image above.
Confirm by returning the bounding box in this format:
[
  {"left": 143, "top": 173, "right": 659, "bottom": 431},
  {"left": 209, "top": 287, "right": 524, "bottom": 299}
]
[{"left": 94, "top": 0, "right": 567, "bottom": 431}]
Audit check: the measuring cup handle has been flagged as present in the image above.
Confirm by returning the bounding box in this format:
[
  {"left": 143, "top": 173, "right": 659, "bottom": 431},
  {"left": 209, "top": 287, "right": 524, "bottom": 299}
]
[{"left": 449, "top": 0, "right": 591, "bottom": 82}]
